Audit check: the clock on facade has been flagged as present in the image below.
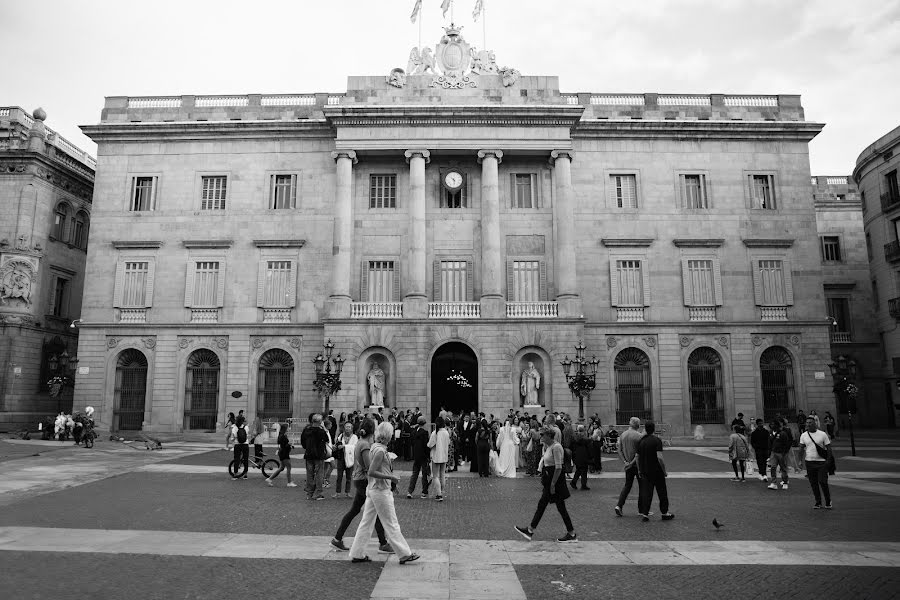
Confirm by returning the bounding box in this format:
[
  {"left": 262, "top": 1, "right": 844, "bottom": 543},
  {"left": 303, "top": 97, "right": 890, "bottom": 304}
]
[{"left": 443, "top": 170, "right": 464, "bottom": 191}]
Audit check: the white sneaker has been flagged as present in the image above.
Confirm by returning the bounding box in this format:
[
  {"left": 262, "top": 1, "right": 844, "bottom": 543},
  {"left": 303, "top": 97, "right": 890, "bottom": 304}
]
[
  {"left": 286, "top": 482, "right": 297, "bottom": 488},
  {"left": 767, "top": 483, "right": 777, "bottom": 490},
  {"left": 265, "top": 478, "right": 273, "bottom": 487},
  {"left": 781, "top": 483, "right": 789, "bottom": 490}
]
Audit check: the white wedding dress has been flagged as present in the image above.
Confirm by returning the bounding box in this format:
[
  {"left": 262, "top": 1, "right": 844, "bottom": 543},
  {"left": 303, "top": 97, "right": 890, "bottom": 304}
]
[{"left": 495, "top": 423, "right": 519, "bottom": 478}]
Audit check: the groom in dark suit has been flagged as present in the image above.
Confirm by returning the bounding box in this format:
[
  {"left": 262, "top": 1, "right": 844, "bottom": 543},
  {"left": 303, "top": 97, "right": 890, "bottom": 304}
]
[{"left": 457, "top": 414, "right": 473, "bottom": 466}]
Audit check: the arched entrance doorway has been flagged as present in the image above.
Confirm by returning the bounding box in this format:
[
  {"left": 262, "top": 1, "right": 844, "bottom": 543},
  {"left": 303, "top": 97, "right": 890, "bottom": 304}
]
[
  {"left": 431, "top": 342, "right": 478, "bottom": 420},
  {"left": 113, "top": 349, "right": 148, "bottom": 431}
]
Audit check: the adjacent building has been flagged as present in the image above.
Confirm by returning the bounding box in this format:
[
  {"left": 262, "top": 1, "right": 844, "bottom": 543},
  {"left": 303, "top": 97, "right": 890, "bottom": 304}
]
[
  {"left": 75, "top": 27, "right": 836, "bottom": 436},
  {"left": 0, "top": 107, "right": 95, "bottom": 429}
]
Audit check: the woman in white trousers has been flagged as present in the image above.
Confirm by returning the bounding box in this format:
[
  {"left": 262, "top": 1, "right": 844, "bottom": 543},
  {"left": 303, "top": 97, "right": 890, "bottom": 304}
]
[
  {"left": 349, "top": 422, "right": 420, "bottom": 565},
  {"left": 428, "top": 416, "right": 451, "bottom": 501}
]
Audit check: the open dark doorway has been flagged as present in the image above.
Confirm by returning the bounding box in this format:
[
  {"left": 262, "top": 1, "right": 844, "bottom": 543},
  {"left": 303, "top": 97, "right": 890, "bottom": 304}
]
[{"left": 431, "top": 342, "right": 478, "bottom": 421}]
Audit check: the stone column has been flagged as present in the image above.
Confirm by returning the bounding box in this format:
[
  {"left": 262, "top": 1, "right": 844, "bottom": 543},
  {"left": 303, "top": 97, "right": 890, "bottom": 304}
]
[
  {"left": 326, "top": 150, "right": 357, "bottom": 319},
  {"left": 404, "top": 149, "right": 430, "bottom": 318},
  {"left": 550, "top": 150, "right": 582, "bottom": 318},
  {"left": 478, "top": 149, "right": 504, "bottom": 318}
]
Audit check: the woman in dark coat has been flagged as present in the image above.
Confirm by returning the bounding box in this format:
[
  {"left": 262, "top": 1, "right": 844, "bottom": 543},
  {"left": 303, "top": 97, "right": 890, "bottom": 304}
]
[{"left": 475, "top": 419, "right": 492, "bottom": 477}]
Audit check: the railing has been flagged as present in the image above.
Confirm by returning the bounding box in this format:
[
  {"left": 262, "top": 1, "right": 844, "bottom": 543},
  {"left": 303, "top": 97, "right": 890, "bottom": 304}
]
[
  {"left": 616, "top": 307, "right": 645, "bottom": 322},
  {"left": 350, "top": 302, "right": 403, "bottom": 318},
  {"left": 885, "top": 241, "right": 900, "bottom": 263},
  {"left": 658, "top": 95, "right": 711, "bottom": 106},
  {"left": 889, "top": 297, "right": 900, "bottom": 319},
  {"left": 723, "top": 95, "right": 778, "bottom": 107},
  {"left": 429, "top": 302, "right": 480, "bottom": 318},
  {"left": 506, "top": 301, "right": 558, "bottom": 318},
  {"left": 327, "top": 95, "right": 343, "bottom": 105},
  {"left": 830, "top": 332, "right": 851, "bottom": 343},
  {"left": 190, "top": 309, "right": 219, "bottom": 323},
  {"left": 811, "top": 176, "right": 818, "bottom": 185},
  {"left": 195, "top": 96, "right": 249, "bottom": 108},
  {"left": 591, "top": 95, "right": 644, "bottom": 105},
  {"left": 119, "top": 308, "right": 147, "bottom": 323},
  {"left": 127, "top": 97, "right": 182, "bottom": 108},
  {"left": 690, "top": 408, "right": 724, "bottom": 424},
  {"left": 882, "top": 191, "right": 900, "bottom": 212},
  {"left": 263, "top": 308, "right": 292, "bottom": 323},
  {"left": 0, "top": 108, "right": 9, "bottom": 117},
  {"left": 826, "top": 177, "right": 848, "bottom": 185},
  {"left": 688, "top": 307, "right": 717, "bottom": 322},
  {"left": 760, "top": 307, "right": 788, "bottom": 321},
  {"left": 561, "top": 94, "right": 579, "bottom": 105},
  {"left": 261, "top": 95, "right": 316, "bottom": 106}
]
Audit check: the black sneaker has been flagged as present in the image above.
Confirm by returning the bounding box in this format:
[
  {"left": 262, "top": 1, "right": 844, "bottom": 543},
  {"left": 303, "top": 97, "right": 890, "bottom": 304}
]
[
  {"left": 661, "top": 513, "right": 675, "bottom": 521},
  {"left": 640, "top": 514, "right": 650, "bottom": 522},
  {"left": 614, "top": 506, "right": 623, "bottom": 517},
  {"left": 557, "top": 532, "right": 577, "bottom": 542},
  {"left": 330, "top": 538, "right": 348, "bottom": 551},
  {"left": 406, "top": 493, "right": 413, "bottom": 499},
  {"left": 515, "top": 526, "right": 533, "bottom": 541},
  {"left": 824, "top": 503, "right": 833, "bottom": 509}
]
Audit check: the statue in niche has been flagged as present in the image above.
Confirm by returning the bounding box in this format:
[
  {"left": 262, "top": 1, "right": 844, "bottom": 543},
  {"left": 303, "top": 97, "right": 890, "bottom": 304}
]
[
  {"left": 0, "top": 260, "right": 34, "bottom": 306},
  {"left": 520, "top": 361, "right": 542, "bottom": 406},
  {"left": 386, "top": 68, "right": 407, "bottom": 88},
  {"left": 367, "top": 361, "right": 386, "bottom": 407}
]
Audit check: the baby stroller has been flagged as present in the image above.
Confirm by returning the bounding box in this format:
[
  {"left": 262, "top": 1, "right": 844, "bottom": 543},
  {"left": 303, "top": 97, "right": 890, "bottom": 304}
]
[{"left": 602, "top": 429, "right": 619, "bottom": 454}]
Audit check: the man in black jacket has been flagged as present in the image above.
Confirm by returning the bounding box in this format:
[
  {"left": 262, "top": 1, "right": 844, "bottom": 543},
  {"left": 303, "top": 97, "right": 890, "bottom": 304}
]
[
  {"left": 407, "top": 416, "right": 431, "bottom": 498},
  {"left": 301, "top": 413, "right": 328, "bottom": 500},
  {"left": 750, "top": 419, "right": 770, "bottom": 481}
]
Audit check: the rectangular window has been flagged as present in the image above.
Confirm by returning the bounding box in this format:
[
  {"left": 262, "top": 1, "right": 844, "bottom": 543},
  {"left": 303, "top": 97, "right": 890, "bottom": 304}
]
[
  {"left": 886, "top": 170, "right": 900, "bottom": 200},
  {"left": 192, "top": 261, "right": 220, "bottom": 307},
  {"left": 681, "top": 174, "right": 708, "bottom": 209},
  {"left": 866, "top": 233, "right": 873, "bottom": 261},
  {"left": 611, "top": 175, "right": 637, "bottom": 208},
  {"left": 270, "top": 174, "right": 297, "bottom": 209},
  {"left": 122, "top": 262, "right": 149, "bottom": 307},
  {"left": 440, "top": 261, "right": 468, "bottom": 302},
  {"left": 687, "top": 259, "right": 715, "bottom": 305},
  {"left": 369, "top": 175, "right": 396, "bottom": 209},
  {"left": 264, "top": 261, "right": 292, "bottom": 307},
  {"left": 827, "top": 297, "right": 851, "bottom": 336},
  {"left": 367, "top": 261, "right": 396, "bottom": 302},
  {"left": 52, "top": 277, "right": 69, "bottom": 317},
  {"left": 758, "top": 260, "right": 785, "bottom": 305},
  {"left": 750, "top": 174, "right": 776, "bottom": 209},
  {"left": 873, "top": 280, "right": 879, "bottom": 309},
  {"left": 512, "top": 174, "right": 536, "bottom": 209},
  {"left": 72, "top": 216, "right": 85, "bottom": 249},
  {"left": 512, "top": 260, "right": 540, "bottom": 301},
  {"left": 130, "top": 176, "right": 157, "bottom": 211},
  {"left": 821, "top": 236, "right": 842, "bottom": 262},
  {"left": 201, "top": 176, "right": 227, "bottom": 210},
  {"left": 616, "top": 260, "right": 643, "bottom": 306},
  {"left": 53, "top": 209, "right": 68, "bottom": 240}
]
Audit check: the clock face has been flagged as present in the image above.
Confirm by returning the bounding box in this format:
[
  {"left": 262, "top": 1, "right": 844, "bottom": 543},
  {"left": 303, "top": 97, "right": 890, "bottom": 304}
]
[{"left": 444, "top": 171, "right": 463, "bottom": 190}]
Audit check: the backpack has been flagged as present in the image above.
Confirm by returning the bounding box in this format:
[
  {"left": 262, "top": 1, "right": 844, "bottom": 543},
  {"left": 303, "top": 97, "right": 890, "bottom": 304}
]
[{"left": 236, "top": 426, "right": 247, "bottom": 444}]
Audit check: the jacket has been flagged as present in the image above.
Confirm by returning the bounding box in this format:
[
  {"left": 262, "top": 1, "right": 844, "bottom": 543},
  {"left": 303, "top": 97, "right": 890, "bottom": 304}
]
[
  {"left": 300, "top": 424, "right": 328, "bottom": 460},
  {"left": 750, "top": 427, "right": 770, "bottom": 452},
  {"left": 411, "top": 426, "right": 430, "bottom": 461}
]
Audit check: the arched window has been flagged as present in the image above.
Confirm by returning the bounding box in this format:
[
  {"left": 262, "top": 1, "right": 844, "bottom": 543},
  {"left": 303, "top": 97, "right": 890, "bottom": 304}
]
[
  {"left": 73, "top": 210, "right": 89, "bottom": 250},
  {"left": 53, "top": 202, "right": 71, "bottom": 242},
  {"left": 760, "top": 346, "right": 795, "bottom": 422},
  {"left": 258, "top": 349, "right": 294, "bottom": 419},
  {"left": 184, "top": 349, "right": 220, "bottom": 431},
  {"left": 614, "top": 348, "right": 652, "bottom": 422},
  {"left": 113, "top": 349, "right": 148, "bottom": 430},
  {"left": 688, "top": 347, "right": 724, "bottom": 424}
]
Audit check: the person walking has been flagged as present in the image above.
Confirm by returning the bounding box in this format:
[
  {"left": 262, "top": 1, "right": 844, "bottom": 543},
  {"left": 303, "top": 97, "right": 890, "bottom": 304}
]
[
  {"left": 750, "top": 419, "right": 770, "bottom": 481},
  {"left": 728, "top": 425, "right": 750, "bottom": 482},
  {"left": 323, "top": 416, "right": 336, "bottom": 490},
  {"left": 348, "top": 422, "right": 420, "bottom": 565},
  {"left": 515, "top": 427, "right": 578, "bottom": 542},
  {"left": 331, "top": 419, "right": 392, "bottom": 554},
  {"left": 799, "top": 416, "right": 833, "bottom": 509},
  {"left": 407, "top": 416, "right": 431, "bottom": 499},
  {"left": 224, "top": 412, "right": 236, "bottom": 450},
  {"left": 824, "top": 411, "right": 837, "bottom": 438},
  {"left": 428, "top": 416, "right": 451, "bottom": 501},
  {"left": 475, "top": 419, "right": 492, "bottom": 477},
  {"left": 333, "top": 422, "right": 357, "bottom": 498},
  {"left": 570, "top": 425, "right": 591, "bottom": 490},
  {"left": 300, "top": 413, "right": 328, "bottom": 500},
  {"left": 231, "top": 416, "right": 250, "bottom": 480},
  {"left": 614, "top": 417, "right": 643, "bottom": 517},
  {"left": 249, "top": 415, "right": 266, "bottom": 459},
  {"left": 265, "top": 423, "right": 296, "bottom": 487},
  {"left": 636, "top": 421, "right": 674, "bottom": 522},
  {"left": 767, "top": 420, "right": 791, "bottom": 490}
]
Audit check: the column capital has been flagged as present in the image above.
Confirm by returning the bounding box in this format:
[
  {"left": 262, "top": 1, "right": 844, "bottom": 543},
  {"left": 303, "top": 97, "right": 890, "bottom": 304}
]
[
  {"left": 549, "top": 149, "right": 575, "bottom": 165},
  {"left": 477, "top": 149, "right": 504, "bottom": 164},
  {"left": 331, "top": 150, "right": 358, "bottom": 164},
  {"left": 404, "top": 149, "right": 431, "bottom": 164}
]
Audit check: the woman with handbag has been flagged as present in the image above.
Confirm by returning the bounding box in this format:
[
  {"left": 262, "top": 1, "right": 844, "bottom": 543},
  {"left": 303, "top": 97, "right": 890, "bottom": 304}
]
[
  {"left": 515, "top": 427, "right": 578, "bottom": 542},
  {"left": 333, "top": 422, "right": 357, "bottom": 498},
  {"left": 728, "top": 424, "right": 750, "bottom": 482},
  {"left": 799, "top": 416, "right": 833, "bottom": 509}
]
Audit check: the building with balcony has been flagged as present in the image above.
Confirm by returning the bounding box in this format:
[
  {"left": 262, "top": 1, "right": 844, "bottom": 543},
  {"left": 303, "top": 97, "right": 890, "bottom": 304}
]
[
  {"left": 853, "top": 123, "right": 900, "bottom": 427},
  {"left": 75, "top": 28, "right": 836, "bottom": 435},
  {"left": 812, "top": 175, "right": 886, "bottom": 427},
  {"left": 0, "top": 107, "right": 96, "bottom": 429}
]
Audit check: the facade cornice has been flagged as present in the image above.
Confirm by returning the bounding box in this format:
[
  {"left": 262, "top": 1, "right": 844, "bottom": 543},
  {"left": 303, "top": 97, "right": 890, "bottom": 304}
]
[
  {"left": 0, "top": 151, "right": 94, "bottom": 200},
  {"left": 601, "top": 238, "right": 654, "bottom": 248},
  {"left": 672, "top": 239, "right": 725, "bottom": 248},
  {"left": 253, "top": 239, "right": 307, "bottom": 248},
  {"left": 182, "top": 240, "right": 234, "bottom": 249},
  {"left": 81, "top": 120, "right": 334, "bottom": 143},
  {"left": 742, "top": 238, "right": 795, "bottom": 248},
  {"left": 573, "top": 119, "right": 824, "bottom": 142},
  {"left": 111, "top": 240, "right": 164, "bottom": 249},
  {"left": 824, "top": 282, "right": 857, "bottom": 290},
  {"left": 324, "top": 104, "right": 584, "bottom": 129}
]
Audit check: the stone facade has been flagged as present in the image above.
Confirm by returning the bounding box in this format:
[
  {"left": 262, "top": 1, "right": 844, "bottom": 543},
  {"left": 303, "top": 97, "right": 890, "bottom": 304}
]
[
  {"left": 76, "top": 32, "right": 837, "bottom": 436},
  {"left": 853, "top": 124, "right": 900, "bottom": 427},
  {"left": 0, "top": 107, "right": 95, "bottom": 429}
]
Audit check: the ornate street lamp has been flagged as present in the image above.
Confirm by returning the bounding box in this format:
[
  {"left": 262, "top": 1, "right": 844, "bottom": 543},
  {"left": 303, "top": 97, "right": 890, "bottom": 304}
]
[
  {"left": 48, "top": 347, "right": 79, "bottom": 413},
  {"left": 828, "top": 354, "right": 858, "bottom": 456},
  {"left": 312, "top": 339, "right": 343, "bottom": 413},
  {"left": 560, "top": 341, "right": 599, "bottom": 421}
]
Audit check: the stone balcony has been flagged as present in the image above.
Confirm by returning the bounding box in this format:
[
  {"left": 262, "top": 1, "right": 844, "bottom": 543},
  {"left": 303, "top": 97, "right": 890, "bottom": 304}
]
[
  {"left": 760, "top": 307, "right": 788, "bottom": 321},
  {"left": 506, "top": 302, "right": 559, "bottom": 318},
  {"left": 884, "top": 241, "right": 900, "bottom": 263},
  {"left": 350, "top": 302, "right": 403, "bottom": 319},
  {"left": 830, "top": 332, "right": 851, "bottom": 344},
  {"left": 429, "top": 302, "right": 480, "bottom": 319}
]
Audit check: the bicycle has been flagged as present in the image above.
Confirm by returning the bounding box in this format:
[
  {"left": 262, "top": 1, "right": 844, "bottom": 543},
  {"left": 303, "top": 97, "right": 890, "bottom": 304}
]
[{"left": 228, "top": 454, "right": 279, "bottom": 479}]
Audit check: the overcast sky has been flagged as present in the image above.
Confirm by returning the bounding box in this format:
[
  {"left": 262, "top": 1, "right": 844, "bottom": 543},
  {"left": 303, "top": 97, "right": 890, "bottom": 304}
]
[{"left": 3, "top": 0, "right": 899, "bottom": 174}]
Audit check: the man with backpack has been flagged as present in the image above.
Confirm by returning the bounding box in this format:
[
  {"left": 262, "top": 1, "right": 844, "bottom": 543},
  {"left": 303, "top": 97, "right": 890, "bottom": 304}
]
[
  {"left": 301, "top": 413, "right": 329, "bottom": 500},
  {"left": 232, "top": 416, "right": 250, "bottom": 480},
  {"left": 767, "top": 420, "right": 792, "bottom": 490}
]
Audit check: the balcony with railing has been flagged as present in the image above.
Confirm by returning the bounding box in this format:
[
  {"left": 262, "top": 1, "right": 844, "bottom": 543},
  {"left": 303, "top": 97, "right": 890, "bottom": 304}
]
[
  {"left": 889, "top": 297, "right": 900, "bottom": 319},
  {"left": 350, "top": 302, "right": 403, "bottom": 319},
  {"left": 429, "top": 302, "right": 480, "bottom": 319},
  {"left": 119, "top": 309, "right": 147, "bottom": 323},
  {"left": 688, "top": 307, "right": 717, "bottom": 322},
  {"left": 506, "top": 302, "right": 558, "bottom": 318},
  {"left": 263, "top": 309, "right": 292, "bottom": 323},
  {"left": 881, "top": 191, "right": 900, "bottom": 213},
  {"left": 760, "top": 307, "right": 788, "bottom": 321},
  {"left": 616, "top": 307, "right": 645, "bottom": 322},
  {"left": 830, "top": 332, "right": 851, "bottom": 344},
  {"left": 190, "top": 309, "right": 219, "bottom": 324},
  {"left": 885, "top": 240, "right": 900, "bottom": 263}
]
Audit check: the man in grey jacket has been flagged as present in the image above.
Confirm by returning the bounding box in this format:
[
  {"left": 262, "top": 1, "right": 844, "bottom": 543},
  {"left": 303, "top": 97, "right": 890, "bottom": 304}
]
[{"left": 614, "top": 417, "right": 644, "bottom": 517}]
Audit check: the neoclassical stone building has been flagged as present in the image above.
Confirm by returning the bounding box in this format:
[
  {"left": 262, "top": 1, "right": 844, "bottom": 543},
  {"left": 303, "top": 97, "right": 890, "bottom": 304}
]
[{"left": 76, "top": 28, "right": 835, "bottom": 436}]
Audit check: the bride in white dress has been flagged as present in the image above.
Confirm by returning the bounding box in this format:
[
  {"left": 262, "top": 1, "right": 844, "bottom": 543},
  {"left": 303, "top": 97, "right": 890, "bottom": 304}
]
[{"left": 495, "top": 421, "right": 519, "bottom": 478}]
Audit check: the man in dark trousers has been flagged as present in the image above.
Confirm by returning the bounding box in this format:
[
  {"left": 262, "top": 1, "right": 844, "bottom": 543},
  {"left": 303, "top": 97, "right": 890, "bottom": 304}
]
[
  {"left": 300, "top": 413, "right": 328, "bottom": 500},
  {"left": 636, "top": 421, "right": 675, "bottom": 522},
  {"left": 407, "top": 416, "right": 431, "bottom": 498},
  {"left": 750, "top": 419, "right": 770, "bottom": 481},
  {"left": 457, "top": 414, "right": 473, "bottom": 466}
]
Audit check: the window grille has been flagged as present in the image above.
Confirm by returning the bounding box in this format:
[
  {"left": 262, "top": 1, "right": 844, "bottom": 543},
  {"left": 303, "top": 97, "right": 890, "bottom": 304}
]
[
  {"left": 113, "top": 349, "right": 148, "bottom": 431},
  {"left": 750, "top": 174, "right": 776, "bottom": 209},
  {"left": 614, "top": 348, "right": 652, "bottom": 423},
  {"left": 688, "top": 347, "right": 723, "bottom": 423},
  {"left": 821, "top": 236, "right": 841, "bottom": 262},
  {"left": 760, "top": 346, "right": 795, "bottom": 422},
  {"left": 201, "top": 176, "right": 227, "bottom": 210},
  {"left": 185, "top": 349, "right": 220, "bottom": 430},
  {"left": 258, "top": 349, "right": 294, "bottom": 419},
  {"left": 369, "top": 175, "right": 396, "bottom": 209}
]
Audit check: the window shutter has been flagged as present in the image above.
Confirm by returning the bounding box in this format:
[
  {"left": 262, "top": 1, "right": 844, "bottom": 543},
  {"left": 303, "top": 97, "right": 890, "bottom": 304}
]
[
  {"left": 113, "top": 261, "right": 126, "bottom": 308},
  {"left": 539, "top": 261, "right": 548, "bottom": 301},
  {"left": 751, "top": 260, "right": 763, "bottom": 305},
  {"left": 678, "top": 175, "right": 686, "bottom": 208},
  {"left": 360, "top": 260, "right": 369, "bottom": 302},
  {"left": 681, "top": 258, "right": 692, "bottom": 306},
  {"left": 256, "top": 260, "right": 267, "bottom": 307},
  {"left": 609, "top": 259, "right": 619, "bottom": 307},
  {"left": 641, "top": 259, "right": 651, "bottom": 306},
  {"left": 144, "top": 260, "right": 155, "bottom": 307},
  {"left": 392, "top": 263, "right": 400, "bottom": 302},
  {"left": 783, "top": 259, "right": 794, "bottom": 305},
  {"left": 506, "top": 260, "right": 515, "bottom": 301},
  {"left": 287, "top": 260, "right": 298, "bottom": 306},
  {"left": 509, "top": 174, "right": 516, "bottom": 209},
  {"left": 433, "top": 260, "right": 441, "bottom": 300},
  {"left": 713, "top": 258, "right": 723, "bottom": 306},
  {"left": 606, "top": 176, "right": 615, "bottom": 208},
  {"left": 466, "top": 259, "right": 474, "bottom": 301},
  {"left": 184, "top": 261, "right": 196, "bottom": 307},
  {"left": 216, "top": 262, "right": 226, "bottom": 307}
]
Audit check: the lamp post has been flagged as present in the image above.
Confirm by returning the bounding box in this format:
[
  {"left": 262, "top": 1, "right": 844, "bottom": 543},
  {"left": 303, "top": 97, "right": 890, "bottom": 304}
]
[
  {"left": 560, "top": 341, "right": 599, "bottom": 421},
  {"left": 48, "top": 349, "right": 79, "bottom": 413},
  {"left": 312, "top": 339, "right": 344, "bottom": 413},
  {"left": 828, "top": 354, "right": 858, "bottom": 457}
]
